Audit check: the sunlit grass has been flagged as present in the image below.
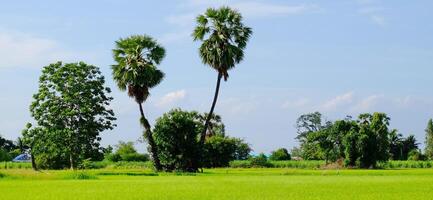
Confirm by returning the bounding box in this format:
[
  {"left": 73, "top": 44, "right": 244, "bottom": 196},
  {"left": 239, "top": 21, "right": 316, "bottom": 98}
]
[{"left": 1, "top": 168, "right": 433, "bottom": 199}]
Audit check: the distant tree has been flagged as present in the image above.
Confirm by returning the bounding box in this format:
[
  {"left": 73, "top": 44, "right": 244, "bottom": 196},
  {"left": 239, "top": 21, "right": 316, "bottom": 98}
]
[
  {"left": 295, "top": 112, "right": 332, "bottom": 160},
  {"left": 192, "top": 7, "right": 252, "bottom": 149},
  {"left": 24, "top": 62, "right": 116, "bottom": 169},
  {"left": 153, "top": 109, "right": 202, "bottom": 172},
  {"left": 112, "top": 35, "right": 165, "bottom": 171},
  {"left": 105, "top": 141, "right": 148, "bottom": 162},
  {"left": 425, "top": 119, "right": 433, "bottom": 160},
  {"left": 269, "top": 148, "right": 291, "bottom": 161},
  {"left": 401, "top": 135, "right": 419, "bottom": 160},
  {"left": 357, "top": 113, "right": 391, "bottom": 168},
  {"left": 290, "top": 147, "right": 302, "bottom": 158},
  {"left": 0, "top": 135, "right": 16, "bottom": 152},
  {"left": 389, "top": 129, "right": 404, "bottom": 160}
]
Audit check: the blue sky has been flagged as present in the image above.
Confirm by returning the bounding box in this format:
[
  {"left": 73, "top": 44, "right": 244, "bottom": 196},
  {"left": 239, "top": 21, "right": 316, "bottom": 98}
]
[{"left": 0, "top": 0, "right": 432, "bottom": 153}]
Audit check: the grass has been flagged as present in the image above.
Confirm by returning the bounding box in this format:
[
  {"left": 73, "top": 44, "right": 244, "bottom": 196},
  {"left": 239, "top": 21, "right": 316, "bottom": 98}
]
[{"left": 1, "top": 168, "right": 433, "bottom": 199}]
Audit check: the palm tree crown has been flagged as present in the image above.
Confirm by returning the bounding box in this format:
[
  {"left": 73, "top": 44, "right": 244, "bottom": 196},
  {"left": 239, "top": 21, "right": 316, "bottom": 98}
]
[
  {"left": 112, "top": 35, "right": 165, "bottom": 103},
  {"left": 193, "top": 6, "right": 252, "bottom": 81}
]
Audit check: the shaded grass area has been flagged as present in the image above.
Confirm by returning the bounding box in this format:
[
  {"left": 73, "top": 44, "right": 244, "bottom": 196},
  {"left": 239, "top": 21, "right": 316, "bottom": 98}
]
[{"left": 1, "top": 168, "right": 433, "bottom": 200}]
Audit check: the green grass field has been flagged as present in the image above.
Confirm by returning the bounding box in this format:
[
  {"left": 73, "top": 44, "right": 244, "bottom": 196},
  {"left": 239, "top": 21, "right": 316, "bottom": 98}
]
[{"left": 1, "top": 168, "right": 433, "bottom": 200}]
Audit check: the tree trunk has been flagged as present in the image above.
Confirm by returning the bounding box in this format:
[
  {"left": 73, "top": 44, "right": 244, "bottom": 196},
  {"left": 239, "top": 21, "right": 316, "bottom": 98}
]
[
  {"left": 31, "top": 153, "right": 37, "bottom": 171},
  {"left": 29, "top": 145, "right": 38, "bottom": 171},
  {"left": 139, "top": 103, "right": 162, "bottom": 171},
  {"left": 70, "top": 153, "right": 74, "bottom": 170},
  {"left": 200, "top": 72, "right": 223, "bottom": 146}
]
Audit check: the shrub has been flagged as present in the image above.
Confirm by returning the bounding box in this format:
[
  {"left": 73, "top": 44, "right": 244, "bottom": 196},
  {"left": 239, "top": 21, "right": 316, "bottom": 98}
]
[
  {"left": 203, "top": 135, "right": 251, "bottom": 168},
  {"left": 105, "top": 153, "right": 122, "bottom": 162},
  {"left": 153, "top": 109, "right": 201, "bottom": 172},
  {"left": 120, "top": 153, "right": 149, "bottom": 162},
  {"left": 250, "top": 153, "right": 272, "bottom": 168},
  {"left": 269, "top": 148, "right": 291, "bottom": 161},
  {"left": 104, "top": 141, "right": 150, "bottom": 162},
  {"left": 64, "top": 171, "right": 97, "bottom": 180}
]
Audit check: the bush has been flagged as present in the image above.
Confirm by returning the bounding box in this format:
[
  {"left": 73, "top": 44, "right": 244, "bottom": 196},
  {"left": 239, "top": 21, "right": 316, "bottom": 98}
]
[
  {"left": 153, "top": 109, "right": 201, "bottom": 172},
  {"left": 250, "top": 153, "right": 272, "bottom": 168},
  {"left": 408, "top": 150, "right": 426, "bottom": 161},
  {"left": 203, "top": 135, "right": 251, "bottom": 168},
  {"left": 104, "top": 141, "right": 150, "bottom": 162},
  {"left": 64, "top": 171, "right": 97, "bottom": 180},
  {"left": 120, "top": 153, "right": 149, "bottom": 162},
  {"left": 269, "top": 148, "right": 291, "bottom": 161},
  {"left": 105, "top": 153, "right": 122, "bottom": 162}
]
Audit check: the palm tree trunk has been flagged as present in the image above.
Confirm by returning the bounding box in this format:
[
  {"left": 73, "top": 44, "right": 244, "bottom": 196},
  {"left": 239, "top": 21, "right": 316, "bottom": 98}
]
[
  {"left": 138, "top": 103, "right": 162, "bottom": 171},
  {"left": 200, "top": 72, "right": 223, "bottom": 146}
]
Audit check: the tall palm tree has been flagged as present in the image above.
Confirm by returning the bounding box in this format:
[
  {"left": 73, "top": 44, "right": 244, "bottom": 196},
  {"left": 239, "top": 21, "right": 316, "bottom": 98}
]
[
  {"left": 192, "top": 7, "right": 252, "bottom": 146},
  {"left": 112, "top": 35, "right": 165, "bottom": 171}
]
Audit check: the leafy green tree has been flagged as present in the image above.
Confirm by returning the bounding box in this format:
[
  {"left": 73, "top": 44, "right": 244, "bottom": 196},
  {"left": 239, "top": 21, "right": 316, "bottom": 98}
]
[
  {"left": 295, "top": 112, "right": 332, "bottom": 160},
  {"left": 425, "top": 119, "right": 433, "bottom": 160},
  {"left": 203, "top": 135, "right": 251, "bottom": 167},
  {"left": 192, "top": 7, "right": 252, "bottom": 148},
  {"left": 357, "top": 113, "right": 390, "bottom": 168},
  {"left": 24, "top": 62, "right": 115, "bottom": 169},
  {"left": 153, "top": 109, "right": 202, "bottom": 172},
  {"left": 269, "top": 148, "right": 291, "bottom": 161},
  {"left": 112, "top": 35, "right": 165, "bottom": 171}
]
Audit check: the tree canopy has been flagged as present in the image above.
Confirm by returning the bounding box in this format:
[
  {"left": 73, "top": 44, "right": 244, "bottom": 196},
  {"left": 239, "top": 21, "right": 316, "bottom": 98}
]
[{"left": 23, "top": 62, "right": 116, "bottom": 169}]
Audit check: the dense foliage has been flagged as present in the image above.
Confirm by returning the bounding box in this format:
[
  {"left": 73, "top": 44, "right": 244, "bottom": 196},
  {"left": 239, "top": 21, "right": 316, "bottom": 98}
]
[
  {"left": 203, "top": 135, "right": 251, "bottom": 167},
  {"left": 153, "top": 109, "right": 202, "bottom": 172},
  {"left": 269, "top": 148, "right": 291, "bottom": 161},
  {"left": 295, "top": 112, "right": 425, "bottom": 168},
  {"left": 23, "top": 62, "right": 116, "bottom": 169}
]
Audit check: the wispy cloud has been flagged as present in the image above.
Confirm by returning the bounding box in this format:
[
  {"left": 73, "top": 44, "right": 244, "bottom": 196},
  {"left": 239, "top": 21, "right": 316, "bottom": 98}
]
[
  {"left": 0, "top": 30, "right": 97, "bottom": 69},
  {"left": 356, "top": 0, "right": 387, "bottom": 26},
  {"left": 155, "top": 90, "right": 187, "bottom": 107},
  {"left": 351, "top": 94, "right": 384, "bottom": 112},
  {"left": 321, "top": 92, "right": 354, "bottom": 111}
]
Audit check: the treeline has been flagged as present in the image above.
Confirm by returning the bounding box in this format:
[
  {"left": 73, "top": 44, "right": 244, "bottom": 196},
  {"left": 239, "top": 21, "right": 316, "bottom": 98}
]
[{"left": 292, "top": 112, "right": 433, "bottom": 168}]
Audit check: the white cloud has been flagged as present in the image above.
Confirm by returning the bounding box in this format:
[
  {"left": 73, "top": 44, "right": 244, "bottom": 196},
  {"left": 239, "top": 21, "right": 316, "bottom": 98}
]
[
  {"left": 0, "top": 30, "right": 96, "bottom": 68},
  {"left": 321, "top": 92, "right": 354, "bottom": 111},
  {"left": 351, "top": 94, "right": 383, "bottom": 112},
  {"left": 155, "top": 90, "right": 187, "bottom": 107}
]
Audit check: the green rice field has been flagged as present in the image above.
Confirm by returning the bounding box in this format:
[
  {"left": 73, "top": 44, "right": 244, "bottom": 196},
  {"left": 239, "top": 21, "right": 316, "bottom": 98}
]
[{"left": 1, "top": 168, "right": 433, "bottom": 200}]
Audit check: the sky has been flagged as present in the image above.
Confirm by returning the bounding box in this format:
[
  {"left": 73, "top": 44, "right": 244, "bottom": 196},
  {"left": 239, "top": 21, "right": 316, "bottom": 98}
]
[{"left": 0, "top": 0, "right": 433, "bottom": 153}]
